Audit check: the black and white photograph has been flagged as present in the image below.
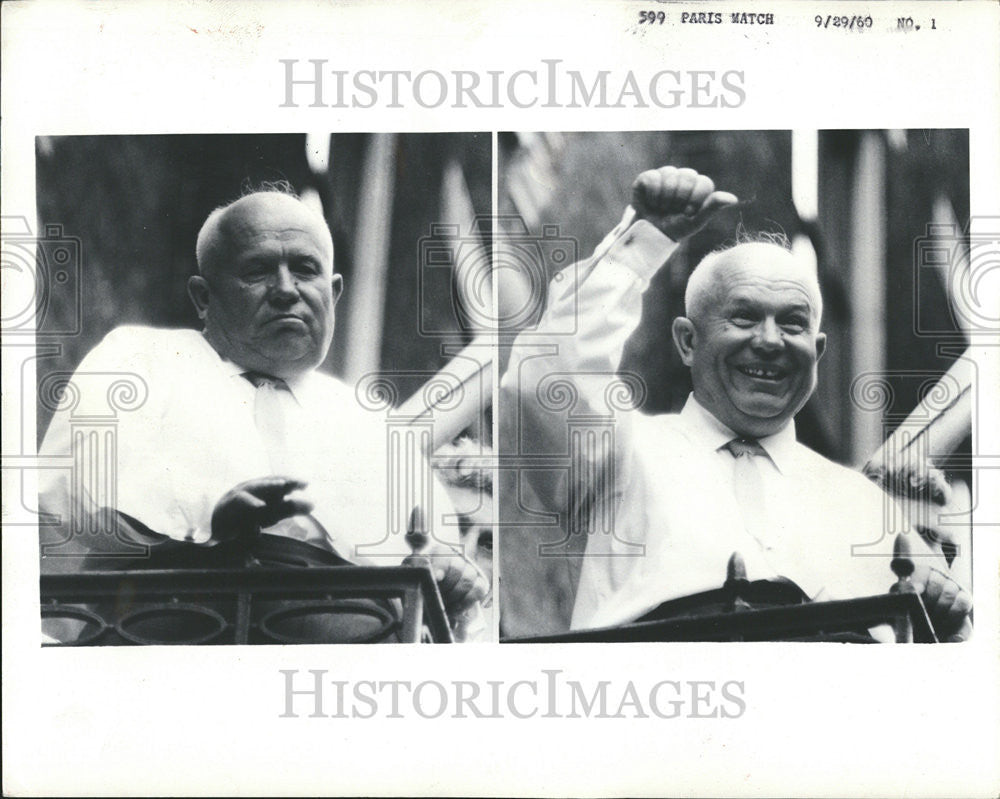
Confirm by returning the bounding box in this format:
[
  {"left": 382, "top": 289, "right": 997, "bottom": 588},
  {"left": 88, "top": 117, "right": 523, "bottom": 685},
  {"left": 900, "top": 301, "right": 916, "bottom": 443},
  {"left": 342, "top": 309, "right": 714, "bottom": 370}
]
[
  {"left": 32, "top": 133, "right": 494, "bottom": 645},
  {"left": 2, "top": 1, "right": 998, "bottom": 797},
  {"left": 497, "top": 129, "right": 974, "bottom": 644}
]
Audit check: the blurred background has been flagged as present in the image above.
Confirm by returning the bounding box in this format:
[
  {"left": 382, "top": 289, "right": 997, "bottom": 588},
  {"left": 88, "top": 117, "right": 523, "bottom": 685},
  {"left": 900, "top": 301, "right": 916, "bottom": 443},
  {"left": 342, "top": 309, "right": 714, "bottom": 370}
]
[
  {"left": 498, "top": 130, "right": 974, "bottom": 636},
  {"left": 34, "top": 132, "right": 495, "bottom": 633}
]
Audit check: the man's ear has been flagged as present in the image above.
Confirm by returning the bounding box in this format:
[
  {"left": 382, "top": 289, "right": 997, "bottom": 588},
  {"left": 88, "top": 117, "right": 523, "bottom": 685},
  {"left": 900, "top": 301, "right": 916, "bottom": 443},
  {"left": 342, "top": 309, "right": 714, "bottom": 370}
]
[
  {"left": 187, "top": 275, "right": 210, "bottom": 320},
  {"left": 815, "top": 331, "right": 827, "bottom": 362},
  {"left": 672, "top": 316, "right": 697, "bottom": 366},
  {"left": 331, "top": 273, "right": 344, "bottom": 304}
]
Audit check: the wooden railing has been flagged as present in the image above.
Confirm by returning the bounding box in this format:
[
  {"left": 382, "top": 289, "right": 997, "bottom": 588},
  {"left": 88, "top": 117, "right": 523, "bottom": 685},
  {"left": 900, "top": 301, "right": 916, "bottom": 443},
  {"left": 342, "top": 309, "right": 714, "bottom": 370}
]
[{"left": 41, "top": 564, "right": 453, "bottom": 645}]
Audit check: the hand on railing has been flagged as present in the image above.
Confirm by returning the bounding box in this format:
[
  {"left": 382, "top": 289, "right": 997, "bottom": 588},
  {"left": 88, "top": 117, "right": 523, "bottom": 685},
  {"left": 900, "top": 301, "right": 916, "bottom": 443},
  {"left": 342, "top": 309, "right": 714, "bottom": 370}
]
[
  {"left": 210, "top": 476, "right": 313, "bottom": 546},
  {"left": 892, "top": 534, "right": 972, "bottom": 643},
  {"left": 404, "top": 506, "right": 489, "bottom": 639}
]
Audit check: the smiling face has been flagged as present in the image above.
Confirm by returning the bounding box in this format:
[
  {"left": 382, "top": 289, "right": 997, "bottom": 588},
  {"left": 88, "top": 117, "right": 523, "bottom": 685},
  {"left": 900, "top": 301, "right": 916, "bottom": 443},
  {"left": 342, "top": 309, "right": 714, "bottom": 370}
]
[
  {"left": 188, "top": 193, "right": 343, "bottom": 380},
  {"left": 672, "top": 243, "right": 826, "bottom": 439}
]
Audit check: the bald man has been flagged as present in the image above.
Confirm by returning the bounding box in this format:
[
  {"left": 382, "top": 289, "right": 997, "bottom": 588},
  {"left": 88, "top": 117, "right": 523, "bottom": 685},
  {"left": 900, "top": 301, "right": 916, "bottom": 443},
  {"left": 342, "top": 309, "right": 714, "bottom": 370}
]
[
  {"left": 501, "top": 166, "right": 971, "bottom": 641},
  {"left": 39, "top": 188, "right": 486, "bottom": 637}
]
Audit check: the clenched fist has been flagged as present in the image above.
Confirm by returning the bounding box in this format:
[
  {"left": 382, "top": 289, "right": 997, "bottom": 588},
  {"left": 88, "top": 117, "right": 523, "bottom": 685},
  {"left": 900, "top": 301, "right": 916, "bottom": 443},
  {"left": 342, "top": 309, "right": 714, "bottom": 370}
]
[{"left": 631, "top": 165, "right": 738, "bottom": 242}]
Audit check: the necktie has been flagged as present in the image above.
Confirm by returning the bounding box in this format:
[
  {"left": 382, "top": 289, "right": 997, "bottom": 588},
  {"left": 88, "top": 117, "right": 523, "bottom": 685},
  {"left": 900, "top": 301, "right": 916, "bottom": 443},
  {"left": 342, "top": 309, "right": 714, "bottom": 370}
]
[
  {"left": 723, "top": 438, "right": 772, "bottom": 551},
  {"left": 242, "top": 372, "right": 293, "bottom": 472},
  {"left": 241, "top": 372, "right": 332, "bottom": 551}
]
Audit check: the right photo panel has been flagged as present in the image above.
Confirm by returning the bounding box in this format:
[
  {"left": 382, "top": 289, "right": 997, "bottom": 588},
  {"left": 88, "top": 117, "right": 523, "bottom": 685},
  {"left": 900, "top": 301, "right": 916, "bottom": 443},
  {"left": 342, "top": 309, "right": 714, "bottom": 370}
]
[{"left": 497, "top": 130, "right": 973, "bottom": 644}]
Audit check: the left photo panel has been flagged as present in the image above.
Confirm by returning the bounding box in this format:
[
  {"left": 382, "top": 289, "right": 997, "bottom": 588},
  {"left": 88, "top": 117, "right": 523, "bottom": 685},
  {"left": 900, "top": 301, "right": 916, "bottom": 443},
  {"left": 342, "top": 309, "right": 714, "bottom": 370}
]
[{"left": 34, "top": 132, "right": 495, "bottom": 645}]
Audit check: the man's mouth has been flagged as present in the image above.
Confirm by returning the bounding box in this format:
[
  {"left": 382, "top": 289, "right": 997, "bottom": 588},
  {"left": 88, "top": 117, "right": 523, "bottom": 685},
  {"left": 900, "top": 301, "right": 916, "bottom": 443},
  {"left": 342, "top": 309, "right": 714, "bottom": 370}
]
[{"left": 735, "top": 364, "right": 786, "bottom": 381}]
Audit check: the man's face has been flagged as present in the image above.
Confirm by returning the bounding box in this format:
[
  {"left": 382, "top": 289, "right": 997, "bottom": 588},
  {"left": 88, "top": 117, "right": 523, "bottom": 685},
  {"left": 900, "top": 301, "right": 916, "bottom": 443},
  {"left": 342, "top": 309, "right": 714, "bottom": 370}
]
[
  {"left": 674, "top": 244, "right": 826, "bottom": 439},
  {"left": 191, "top": 194, "right": 342, "bottom": 379}
]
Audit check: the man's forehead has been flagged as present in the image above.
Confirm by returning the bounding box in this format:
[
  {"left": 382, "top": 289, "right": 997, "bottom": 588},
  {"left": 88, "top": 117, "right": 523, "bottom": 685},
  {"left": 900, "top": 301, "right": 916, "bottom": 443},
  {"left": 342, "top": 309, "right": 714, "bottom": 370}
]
[
  {"left": 221, "top": 194, "right": 332, "bottom": 255},
  {"left": 713, "top": 244, "right": 819, "bottom": 305}
]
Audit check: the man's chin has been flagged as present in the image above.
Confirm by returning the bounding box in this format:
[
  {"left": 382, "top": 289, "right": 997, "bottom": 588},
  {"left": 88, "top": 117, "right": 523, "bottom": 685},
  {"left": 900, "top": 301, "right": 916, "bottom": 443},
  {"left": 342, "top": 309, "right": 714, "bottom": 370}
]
[
  {"left": 728, "top": 398, "right": 795, "bottom": 434},
  {"left": 248, "top": 346, "right": 322, "bottom": 377}
]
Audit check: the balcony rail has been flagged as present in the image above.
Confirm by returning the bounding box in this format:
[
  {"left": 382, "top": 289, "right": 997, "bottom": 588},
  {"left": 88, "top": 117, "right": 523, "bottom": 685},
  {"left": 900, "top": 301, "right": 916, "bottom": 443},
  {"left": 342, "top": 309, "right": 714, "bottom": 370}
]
[{"left": 41, "top": 564, "right": 453, "bottom": 645}]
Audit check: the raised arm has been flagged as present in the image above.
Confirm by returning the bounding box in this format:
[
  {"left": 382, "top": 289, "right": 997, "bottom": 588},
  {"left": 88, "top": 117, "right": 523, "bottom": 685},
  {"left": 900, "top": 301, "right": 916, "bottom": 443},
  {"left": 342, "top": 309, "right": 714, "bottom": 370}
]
[{"left": 501, "top": 167, "right": 737, "bottom": 513}]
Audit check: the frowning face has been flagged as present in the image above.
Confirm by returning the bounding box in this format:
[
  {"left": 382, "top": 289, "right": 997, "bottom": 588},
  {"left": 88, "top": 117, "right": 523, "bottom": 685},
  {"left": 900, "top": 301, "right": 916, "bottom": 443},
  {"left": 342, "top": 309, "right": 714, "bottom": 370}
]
[
  {"left": 189, "top": 193, "right": 343, "bottom": 380},
  {"left": 672, "top": 243, "right": 826, "bottom": 438}
]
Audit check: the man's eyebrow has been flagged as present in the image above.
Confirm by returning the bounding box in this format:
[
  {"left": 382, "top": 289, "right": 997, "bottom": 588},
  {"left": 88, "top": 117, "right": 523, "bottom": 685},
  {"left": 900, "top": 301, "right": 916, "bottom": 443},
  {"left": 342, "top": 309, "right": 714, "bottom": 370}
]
[
  {"left": 723, "top": 296, "right": 814, "bottom": 315},
  {"left": 724, "top": 295, "right": 759, "bottom": 310}
]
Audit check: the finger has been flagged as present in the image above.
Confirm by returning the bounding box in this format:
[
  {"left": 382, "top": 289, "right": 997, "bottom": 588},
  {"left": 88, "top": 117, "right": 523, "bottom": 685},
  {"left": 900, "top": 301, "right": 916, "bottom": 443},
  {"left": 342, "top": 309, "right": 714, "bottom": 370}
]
[
  {"left": 927, "top": 468, "right": 953, "bottom": 506},
  {"left": 442, "top": 567, "right": 489, "bottom": 612},
  {"left": 632, "top": 169, "right": 664, "bottom": 213},
  {"left": 944, "top": 590, "right": 972, "bottom": 630},
  {"left": 427, "top": 549, "right": 485, "bottom": 593},
  {"left": 281, "top": 496, "right": 315, "bottom": 517},
  {"left": 245, "top": 477, "right": 309, "bottom": 501},
  {"left": 945, "top": 616, "right": 973, "bottom": 643},
  {"left": 673, "top": 168, "right": 698, "bottom": 209},
  {"left": 931, "top": 583, "right": 964, "bottom": 635},
  {"left": 284, "top": 488, "right": 313, "bottom": 508},
  {"left": 430, "top": 554, "right": 466, "bottom": 594},
  {"left": 921, "top": 569, "right": 946, "bottom": 608},
  {"left": 232, "top": 491, "right": 267, "bottom": 513},
  {"left": 467, "top": 571, "right": 490, "bottom": 604},
  {"left": 655, "top": 166, "right": 679, "bottom": 208},
  {"left": 696, "top": 191, "right": 739, "bottom": 219},
  {"left": 684, "top": 175, "right": 716, "bottom": 216},
  {"left": 256, "top": 496, "right": 314, "bottom": 528},
  {"left": 631, "top": 170, "right": 658, "bottom": 208},
  {"left": 906, "top": 468, "right": 928, "bottom": 494},
  {"left": 444, "top": 568, "right": 477, "bottom": 606}
]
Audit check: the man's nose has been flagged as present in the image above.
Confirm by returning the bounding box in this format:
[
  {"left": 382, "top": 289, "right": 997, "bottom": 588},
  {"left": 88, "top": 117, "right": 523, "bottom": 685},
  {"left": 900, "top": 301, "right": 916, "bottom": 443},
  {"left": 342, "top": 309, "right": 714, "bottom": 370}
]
[
  {"left": 751, "top": 318, "right": 783, "bottom": 352},
  {"left": 267, "top": 264, "right": 298, "bottom": 302}
]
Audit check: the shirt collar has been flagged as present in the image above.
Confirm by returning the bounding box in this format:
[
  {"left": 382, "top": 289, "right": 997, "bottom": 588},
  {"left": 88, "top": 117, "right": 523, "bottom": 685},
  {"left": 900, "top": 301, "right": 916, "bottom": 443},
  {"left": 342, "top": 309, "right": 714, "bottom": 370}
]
[
  {"left": 679, "top": 394, "right": 798, "bottom": 474},
  {"left": 202, "top": 333, "right": 309, "bottom": 403}
]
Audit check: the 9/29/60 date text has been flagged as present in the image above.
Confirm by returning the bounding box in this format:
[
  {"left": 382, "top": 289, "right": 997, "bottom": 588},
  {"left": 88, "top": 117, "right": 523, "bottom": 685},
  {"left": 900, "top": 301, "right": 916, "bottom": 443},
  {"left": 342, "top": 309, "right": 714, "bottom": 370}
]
[{"left": 816, "top": 15, "right": 873, "bottom": 29}]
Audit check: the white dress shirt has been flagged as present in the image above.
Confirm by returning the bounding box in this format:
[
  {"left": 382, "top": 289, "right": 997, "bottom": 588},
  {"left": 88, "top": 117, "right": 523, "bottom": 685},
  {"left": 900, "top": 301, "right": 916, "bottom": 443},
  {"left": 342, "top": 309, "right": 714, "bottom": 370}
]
[
  {"left": 502, "top": 213, "right": 947, "bottom": 631},
  {"left": 38, "top": 326, "right": 458, "bottom": 564}
]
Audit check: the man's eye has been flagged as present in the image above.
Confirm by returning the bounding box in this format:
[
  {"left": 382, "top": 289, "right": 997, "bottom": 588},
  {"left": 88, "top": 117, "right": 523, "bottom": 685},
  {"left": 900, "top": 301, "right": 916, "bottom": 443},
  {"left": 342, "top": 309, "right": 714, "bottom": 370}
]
[
  {"left": 731, "top": 315, "right": 756, "bottom": 327},
  {"left": 292, "top": 261, "right": 319, "bottom": 276},
  {"left": 781, "top": 319, "right": 807, "bottom": 333}
]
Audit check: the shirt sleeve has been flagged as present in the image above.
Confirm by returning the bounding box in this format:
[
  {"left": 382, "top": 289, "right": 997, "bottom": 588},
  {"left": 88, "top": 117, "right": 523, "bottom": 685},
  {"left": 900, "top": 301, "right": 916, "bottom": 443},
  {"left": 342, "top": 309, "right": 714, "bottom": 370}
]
[
  {"left": 38, "top": 326, "right": 227, "bottom": 554},
  {"left": 38, "top": 327, "right": 184, "bottom": 556},
  {"left": 500, "top": 212, "right": 679, "bottom": 515}
]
